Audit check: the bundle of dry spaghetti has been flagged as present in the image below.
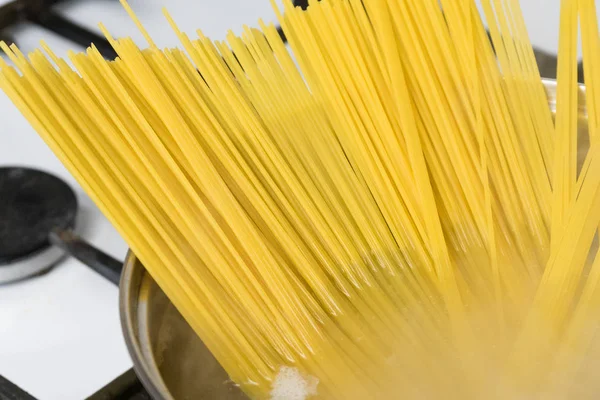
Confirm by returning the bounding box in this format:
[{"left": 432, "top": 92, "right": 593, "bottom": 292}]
[{"left": 2, "top": 0, "right": 600, "bottom": 398}]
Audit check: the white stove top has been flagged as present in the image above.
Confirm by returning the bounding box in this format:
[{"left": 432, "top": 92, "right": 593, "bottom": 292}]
[{"left": 0, "top": 1, "right": 573, "bottom": 398}]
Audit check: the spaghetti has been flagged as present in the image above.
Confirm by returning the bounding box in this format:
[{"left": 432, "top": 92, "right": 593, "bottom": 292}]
[{"left": 1, "top": 0, "right": 599, "bottom": 398}]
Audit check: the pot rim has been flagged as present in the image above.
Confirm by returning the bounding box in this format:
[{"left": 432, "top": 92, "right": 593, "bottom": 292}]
[{"left": 119, "top": 250, "right": 172, "bottom": 400}]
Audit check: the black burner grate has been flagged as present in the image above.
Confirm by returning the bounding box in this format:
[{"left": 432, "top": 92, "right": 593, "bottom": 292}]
[
  {"left": 0, "top": 0, "right": 117, "bottom": 59},
  {"left": 86, "top": 369, "right": 151, "bottom": 400},
  {"left": 0, "top": 374, "right": 36, "bottom": 400},
  {"left": 0, "top": 369, "right": 150, "bottom": 400}
]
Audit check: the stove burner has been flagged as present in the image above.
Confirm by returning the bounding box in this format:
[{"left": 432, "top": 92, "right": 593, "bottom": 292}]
[
  {"left": 0, "top": 166, "right": 77, "bottom": 283},
  {"left": 0, "top": 166, "right": 125, "bottom": 285}
]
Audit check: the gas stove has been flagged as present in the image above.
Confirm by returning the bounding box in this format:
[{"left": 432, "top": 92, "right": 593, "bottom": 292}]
[{"left": 0, "top": 1, "right": 576, "bottom": 399}]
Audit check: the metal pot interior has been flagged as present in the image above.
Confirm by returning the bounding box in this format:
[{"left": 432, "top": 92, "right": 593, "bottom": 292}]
[{"left": 120, "top": 251, "right": 249, "bottom": 400}]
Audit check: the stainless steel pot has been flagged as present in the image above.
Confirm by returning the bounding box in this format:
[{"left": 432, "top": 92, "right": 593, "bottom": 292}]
[
  {"left": 118, "top": 79, "right": 589, "bottom": 400},
  {"left": 120, "top": 251, "right": 249, "bottom": 400}
]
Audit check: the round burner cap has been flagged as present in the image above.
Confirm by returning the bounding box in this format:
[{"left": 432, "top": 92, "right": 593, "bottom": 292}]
[{"left": 0, "top": 167, "right": 78, "bottom": 283}]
